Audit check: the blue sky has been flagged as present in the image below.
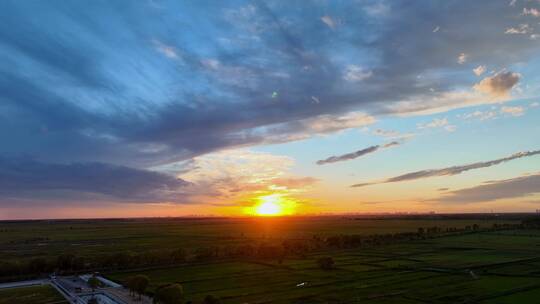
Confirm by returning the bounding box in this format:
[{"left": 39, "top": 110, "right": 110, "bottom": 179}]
[{"left": 0, "top": 0, "right": 539, "bottom": 219}]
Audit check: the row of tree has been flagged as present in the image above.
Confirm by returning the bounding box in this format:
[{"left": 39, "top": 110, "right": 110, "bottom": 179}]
[
  {"left": 124, "top": 274, "right": 220, "bottom": 304},
  {"left": 0, "top": 221, "right": 532, "bottom": 280}
]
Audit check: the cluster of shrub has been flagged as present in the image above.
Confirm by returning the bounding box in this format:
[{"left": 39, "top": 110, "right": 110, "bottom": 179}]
[
  {"left": 125, "top": 274, "right": 220, "bottom": 304},
  {"left": 0, "top": 221, "right": 532, "bottom": 281}
]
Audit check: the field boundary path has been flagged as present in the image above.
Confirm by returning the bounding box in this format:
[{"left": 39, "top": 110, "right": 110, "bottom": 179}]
[
  {"left": 0, "top": 274, "right": 151, "bottom": 304},
  {"left": 0, "top": 278, "right": 49, "bottom": 289}
]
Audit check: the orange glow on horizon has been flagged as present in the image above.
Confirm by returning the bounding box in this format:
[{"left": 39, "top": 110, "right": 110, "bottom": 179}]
[{"left": 244, "top": 194, "right": 297, "bottom": 216}]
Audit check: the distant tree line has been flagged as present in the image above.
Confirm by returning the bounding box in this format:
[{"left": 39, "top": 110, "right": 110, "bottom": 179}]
[{"left": 0, "top": 221, "right": 533, "bottom": 281}]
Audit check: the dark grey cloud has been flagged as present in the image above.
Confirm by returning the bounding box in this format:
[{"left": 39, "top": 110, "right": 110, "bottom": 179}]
[
  {"left": 352, "top": 150, "right": 540, "bottom": 187},
  {"left": 1, "top": 1, "right": 537, "bottom": 167},
  {"left": 0, "top": 158, "right": 189, "bottom": 204},
  {"left": 0, "top": 1, "right": 539, "bottom": 206},
  {"left": 435, "top": 173, "right": 540, "bottom": 203},
  {"left": 316, "top": 141, "right": 399, "bottom": 165}
]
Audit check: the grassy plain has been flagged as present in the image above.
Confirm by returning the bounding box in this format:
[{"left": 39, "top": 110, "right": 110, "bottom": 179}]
[
  {"left": 108, "top": 230, "right": 540, "bottom": 303},
  {"left": 1, "top": 215, "right": 539, "bottom": 303},
  {"left": 0, "top": 216, "right": 518, "bottom": 263},
  {"left": 0, "top": 285, "right": 67, "bottom": 304}
]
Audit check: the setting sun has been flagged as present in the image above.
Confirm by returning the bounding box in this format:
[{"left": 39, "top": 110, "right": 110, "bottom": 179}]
[
  {"left": 255, "top": 195, "right": 283, "bottom": 216},
  {"left": 245, "top": 194, "right": 297, "bottom": 216}
]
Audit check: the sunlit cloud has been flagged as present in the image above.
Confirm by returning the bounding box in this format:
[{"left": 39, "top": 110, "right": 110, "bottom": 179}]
[
  {"left": 500, "top": 105, "right": 525, "bottom": 116},
  {"left": 316, "top": 142, "right": 399, "bottom": 165},
  {"left": 435, "top": 173, "right": 540, "bottom": 203},
  {"left": 459, "top": 109, "right": 498, "bottom": 121},
  {"left": 505, "top": 24, "right": 532, "bottom": 34},
  {"left": 171, "top": 149, "right": 317, "bottom": 210},
  {"left": 1, "top": 1, "right": 540, "bottom": 216},
  {"left": 473, "top": 71, "right": 521, "bottom": 98},
  {"left": 351, "top": 150, "right": 540, "bottom": 188},
  {"left": 522, "top": 8, "right": 540, "bottom": 17},
  {"left": 473, "top": 65, "right": 486, "bottom": 76}
]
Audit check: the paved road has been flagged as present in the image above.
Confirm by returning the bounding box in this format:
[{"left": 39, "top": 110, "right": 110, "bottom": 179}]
[
  {"left": 0, "top": 278, "right": 49, "bottom": 289},
  {"left": 0, "top": 275, "right": 148, "bottom": 304}
]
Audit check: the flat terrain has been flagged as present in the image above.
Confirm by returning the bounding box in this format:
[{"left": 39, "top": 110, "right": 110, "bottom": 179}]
[
  {"left": 0, "top": 285, "right": 68, "bottom": 304},
  {"left": 1, "top": 216, "right": 539, "bottom": 303},
  {"left": 108, "top": 229, "right": 540, "bottom": 303},
  {"left": 0, "top": 216, "right": 518, "bottom": 263}
]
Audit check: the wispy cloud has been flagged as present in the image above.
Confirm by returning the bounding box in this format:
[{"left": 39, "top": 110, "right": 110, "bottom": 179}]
[
  {"left": 417, "top": 118, "right": 456, "bottom": 132},
  {"left": 343, "top": 65, "right": 372, "bottom": 82},
  {"left": 435, "top": 173, "right": 540, "bottom": 203},
  {"left": 522, "top": 8, "right": 540, "bottom": 17},
  {"left": 317, "top": 142, "right": 399, "bottom": 165},
  {"left": 351, "top": 150, "right": 540, "bottom": 187},
  {"left": 321, "top": 15, "right": 337, "bottom": 29},
  {"left": 152, "top": 39, "right": 179, "bottom": 59},
  {"left": 459, "top": 109, "right": 498, "bottom": 121},
  {"left": 505, "top": 24, "right": 532, "bottom": 34},
  {"left": 457, "top": 53, "right": 468, "bottom": 64},
  {"left": 473, "top": 65, "right": 486, "bottom": 76},
  {"left": 500, "top": 105, "right": 525, "bottom": 116}
]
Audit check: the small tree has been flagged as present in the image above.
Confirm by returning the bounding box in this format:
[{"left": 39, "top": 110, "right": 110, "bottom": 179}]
[
  {"left": 153, "top": 283, "right": 183, "bottom": 304},
  {"left": 127, "top": 276, "right": 136, "bottom": 297},
  {"left": 203, "top": 295, "right": 222, "bottom": 304},
  {"left": 88, "top": 276, "right": 100, "bottom": 293},
  {"left": 134, "top": 275, "right": 149, "bottom": 300},
  {"left": 317, "top": 257, "right": 335, "bottom": 270},
  {"left": 28, "top": 258, "right": 48, "bottom": 274},
  {"left": 171, "top": 249, "right": 187, "bottom": 263},
  {"left": 87, "top": 298, "right": 98, "bottom": 304}
]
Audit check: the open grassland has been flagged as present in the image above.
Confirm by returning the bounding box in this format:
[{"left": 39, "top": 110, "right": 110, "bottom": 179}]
[
  {"left": 0, "top": 285, "right": 67, "bottom": 304},
  {"left": 0, "top": 216, "right": 518, "bottom": 263},
  {"left": 1, "top": 216, "right": 538, "bottom": 303},
  {"left": 108, "top": 229, "right": 540, "bottom": 304}
]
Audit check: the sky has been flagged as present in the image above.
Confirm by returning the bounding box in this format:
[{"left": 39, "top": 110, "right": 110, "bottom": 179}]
[{"left": 0, "top": 0, "right": 540, "bottom": 219}]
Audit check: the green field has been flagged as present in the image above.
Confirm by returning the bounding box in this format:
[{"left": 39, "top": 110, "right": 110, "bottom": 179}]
[
  {"left": 107, "top": 230, "right": 540, "bottom": 303},
  {"left": 0, "top": 285, "right": 67, "bottom": 304},
  {"left": 0, "top": 217, "right": 517, "bottom": 263},
  {"left": 2, "top": 216, "right": 540, "bottom": 303}
]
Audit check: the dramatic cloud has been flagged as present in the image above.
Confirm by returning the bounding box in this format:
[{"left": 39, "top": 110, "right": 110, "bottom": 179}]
[
  {"left": 317, "top": 142, "right": 399, "bottom": 165},
  {"left": 0, "top": 158, "right": 189, "bottom": 203},
  {"left": 436, "top": 173, "right": 540, "bottom": 203},
  {"left": 351, "top": 150, "right": 540, "bottom": 187},
  {"left": 473, "top": 71, "right": 521, "bottom": 97},
  {"left": 1, "top": 1, "right": 539, "bottom": 208},
  {"left": 1, "top": 1, "right": 536, "bottom": 169},
  {"left": 173, "top": 150, "right": 316, "bottom": 204}
]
